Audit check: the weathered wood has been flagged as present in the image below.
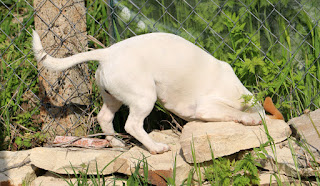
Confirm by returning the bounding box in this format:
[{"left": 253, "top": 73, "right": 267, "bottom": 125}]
[
  {"left": 107, "top": 0, "right": 115, "bottom": 44},
  {"left": 34, "top": 0, "right": 91, "bottom": 137}
]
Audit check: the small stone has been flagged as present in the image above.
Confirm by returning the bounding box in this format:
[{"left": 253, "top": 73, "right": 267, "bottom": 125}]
[{"left": 147, "top": 170, "right": 172, "bottom": 186}]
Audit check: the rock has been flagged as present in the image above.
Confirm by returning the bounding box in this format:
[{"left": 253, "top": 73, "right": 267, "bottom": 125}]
[
  {"left": 180, "top": 118, "right": 291, "bottom": 163},
  {"left": 31, "top": 172, "right": 76, "bottom": 186},
  {"left": 30, "top": 147, "right": 122, "bottom": 175},
  {"left": 256, "top": 141, "right": 319, "bottom": 178},
  {"left": 115, "top": 131, "right": 191, "bottom": 181},
  {"left": 288, "top": 109, "right": 320, "bottom": 151},
  {"left": 259, "top": 171, "right": 295, "bottom": 186},
  {"left": 30, "top": 130, "right": 191, "bottom": 185},
  {"left": 259, "top": 171, "right": 318, "bottom": 185},
  {"left": 0, "top": 150, "right": 36, "bottom": 186},
  {"left": 31, "top": 172, "right": 126, "bottom": 186},
  {"left": 148, "top": 170, "right": 172, "bottom": 186}
]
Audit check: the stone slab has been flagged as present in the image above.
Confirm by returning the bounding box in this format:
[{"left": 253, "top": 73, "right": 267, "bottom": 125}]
[
  {"left": 180, "top": 118, "right": 291, "bottom": 163},
  {"left": 288, "top": 109, "right": 320, "bottom": 151}
]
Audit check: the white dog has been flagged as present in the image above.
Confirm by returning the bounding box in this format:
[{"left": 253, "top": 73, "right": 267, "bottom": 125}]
[{"left": 33, "top": 31, "right": 267, "bottom": 154}]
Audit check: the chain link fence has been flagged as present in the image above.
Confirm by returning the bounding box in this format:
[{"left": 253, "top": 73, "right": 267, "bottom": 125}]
[{"left": 1, "top": 0, "right": 320, "bottom": 150}]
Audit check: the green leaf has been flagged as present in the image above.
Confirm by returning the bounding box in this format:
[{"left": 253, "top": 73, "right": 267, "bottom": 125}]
[
  {"left": 15, "top": 137, "right": 22, "bottom": 146},
  {"left": 23, "top": 140, "right": 32, "bottom": 148}
]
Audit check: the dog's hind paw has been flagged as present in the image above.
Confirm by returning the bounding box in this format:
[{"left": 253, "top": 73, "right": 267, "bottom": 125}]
[{"left": 149, "top": 142, "right": 171, "bottom": 155}]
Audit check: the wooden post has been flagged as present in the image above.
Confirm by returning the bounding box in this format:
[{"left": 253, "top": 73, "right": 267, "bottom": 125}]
[
  {"left": 107, "top": 0, "right": 115, "bottom": 44},
  {"left": 34, "top": 0, "right": 91, "bottom": 137}
]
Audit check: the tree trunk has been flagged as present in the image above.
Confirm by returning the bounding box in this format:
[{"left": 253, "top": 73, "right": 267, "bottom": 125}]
[{"left": 34, "top": 0, "right": 91, "bottom": 138}]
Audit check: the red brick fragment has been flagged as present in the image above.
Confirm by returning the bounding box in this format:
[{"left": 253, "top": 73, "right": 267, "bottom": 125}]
[{"left": 53, "top": 136, "right": 111, "bottom": 148}]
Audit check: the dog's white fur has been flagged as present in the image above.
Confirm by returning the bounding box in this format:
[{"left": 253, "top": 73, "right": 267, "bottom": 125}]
[{"left": 33, "top": 31, "right": 265, "bottom": 154}]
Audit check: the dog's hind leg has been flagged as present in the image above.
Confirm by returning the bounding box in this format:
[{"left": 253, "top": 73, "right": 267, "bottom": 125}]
[
  {"left": 195, "top": 97, "right": 264, "bottom": 126},
  {"left": 124, "top": 93, "right": 171, "bottom": 154},
  {"left": 97, "top": 90, "right": 124, "bottom": 147}
]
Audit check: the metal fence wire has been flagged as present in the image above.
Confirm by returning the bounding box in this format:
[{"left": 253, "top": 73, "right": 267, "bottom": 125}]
[{"left": 1, "top": 0, "right": 320, "bottom": 149}]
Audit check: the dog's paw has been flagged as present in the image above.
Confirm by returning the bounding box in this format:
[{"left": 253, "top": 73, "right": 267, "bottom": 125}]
[
  {"left": 149, "top": 142, "right": 171, "bottom": 155},
  {"left": 107, "top": 136, "right": 125, "bottom": 147},
  {"left": 240, "top": 114, "right": 262, "bottom": 126}
]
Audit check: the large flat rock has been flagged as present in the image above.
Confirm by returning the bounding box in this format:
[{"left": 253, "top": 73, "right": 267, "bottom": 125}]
[
  {"left": 288, "top": 109, "right": 320, "bottom": 151},
  {"left": 31, "top": 172, "right": 126, "bottom": 186},
  {"left": 30, "top": 130, "right": 191, "bottom": 185},
  {"left": 180, "top": 118, "right": 291, "bottom": 163},
  {"left": 0, "top": 150, "right": 35, "bottom": 186},
  {"left": 30, "top": 147, "right": 122, "bottom": 175}
]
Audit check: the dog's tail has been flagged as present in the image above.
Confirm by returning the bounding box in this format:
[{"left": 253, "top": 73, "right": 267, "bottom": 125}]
[
  {"left": 263, "top": 97, "right": 284, "bottom": 120},
  {"left": 33, "top": 30, "right": 104, "bottom": 71}
]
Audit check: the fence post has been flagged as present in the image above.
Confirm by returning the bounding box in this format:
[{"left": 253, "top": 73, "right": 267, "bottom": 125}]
[
  {"left": 107, "top": 0, "right": 115, "bottom": 44},
  {"left": 34, "top": 0, "right": 91, "bottom": 137}
]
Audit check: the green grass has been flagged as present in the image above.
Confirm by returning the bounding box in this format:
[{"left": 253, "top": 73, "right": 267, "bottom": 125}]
[
  {"left": 53, "top": 153, "right": 177, "bottom": 186},
  {"left": 203, "top": 137, "right": 260, "bottom": 185},
  {"left": 254, "top": 115, "right": 320, "bottom": 185},
  {"left": 0, "top": 0, "right": 39, "bottom": 150},
  {"left": 49, "top": 152, "right": 124, "bottom": 186}
]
